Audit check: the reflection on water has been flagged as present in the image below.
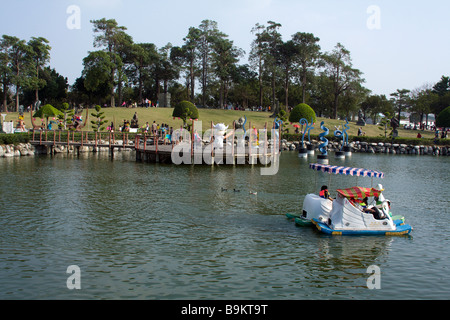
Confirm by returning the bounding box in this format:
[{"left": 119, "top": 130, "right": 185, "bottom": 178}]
[{"left": 0, "top": 151, "right": 449, "bottom": 299}]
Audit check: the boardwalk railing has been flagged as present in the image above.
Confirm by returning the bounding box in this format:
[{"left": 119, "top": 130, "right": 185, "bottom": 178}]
[
  {"left": 30, "top": 123, "right": 282, "bottom": 165},
  {"left": 30, "top": 129, "right": 141, "bottom": 150}
]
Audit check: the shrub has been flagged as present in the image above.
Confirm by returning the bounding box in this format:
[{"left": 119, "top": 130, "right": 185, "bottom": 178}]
[
  {"left": 172, "top": 101, "right": 199, "bottom": 125},
  {"left": 0, "top": 133, "right": 30, "bottom": 145},
  {"left": 289, "top": 103, "right": 316, "bottom": 124},
  {"left": 436, "top": 106, "right": 450, "bottom": 128},
  {"left": 91, "top": 105, "right": 107, "bottom": 132}
]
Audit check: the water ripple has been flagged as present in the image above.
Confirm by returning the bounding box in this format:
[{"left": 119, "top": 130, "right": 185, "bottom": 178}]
[{"left": 0, "top": 153, "right": 449, "bottom": 299}]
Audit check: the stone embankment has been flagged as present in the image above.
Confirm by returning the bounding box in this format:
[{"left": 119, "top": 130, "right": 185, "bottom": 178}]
[
  {"left": 282, "top": 140, "right": 450, "bottom": 156},
  {"left": 0, "top": 143, "right": 36, "bottom": 157},
  {"left": 0, "top": 141, "right": 134, "bottom": 158},
  {"left": 2, "top": 139, "right": 449, "bottom": 158}
]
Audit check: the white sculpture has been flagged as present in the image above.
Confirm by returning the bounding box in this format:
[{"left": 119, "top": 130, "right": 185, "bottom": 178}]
[{"left": 212, "top": 123, "right": 229, "bottom": 149}]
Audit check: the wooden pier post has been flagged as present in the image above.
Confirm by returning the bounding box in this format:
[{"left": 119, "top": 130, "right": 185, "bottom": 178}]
[
  {"left": 211, "top": 121, "right": 214, "bottom": 166},
  {"left": 248, "top": 121, "right": 253, "bottom": 165},
  {"left": 231, "top": 121, "right": 236, "bottom": 165},
  {"left": 264, "top": 122, "right": 268, "bottom": 164}
]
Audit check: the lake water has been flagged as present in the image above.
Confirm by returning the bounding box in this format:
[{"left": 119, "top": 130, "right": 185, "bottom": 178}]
[{"left": 0, "top": 151, "right": 449, "bottom": 300}]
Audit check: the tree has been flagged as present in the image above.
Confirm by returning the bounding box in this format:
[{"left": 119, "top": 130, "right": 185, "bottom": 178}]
[
  {"left": 436, "top": 106, "right": 450, "bottom": 128},
  {"left": 0, "top": 35, "right": 13, "bottom": 112},
  {"left": 82, "top": 51, "right": 116, "bottom": 103},
  {"left": 264, "top": 21, "right": 283, "bottom": 111},
  {"left": 431, "top": 75, "right": 450, "bottom": 118},
  {"left": 181, "top": 27, "right": 202, "bottom": 102},
  {"left": 91, "top": 104, "right": 108, "bottom": 132},
  {"left": 310, "top": 73, "right": 335, "bottom": 117},
  {"left": 410, "top": 85, "right": 438, "bottom": 125},
  {"left": 390, "top": 88, "right": 411, "bottom": 122},
  {"left": 126, "top": 42, "right": 158, "bottom": 105},
  {"left": 291, "top": 32, "right": 321, "bottom": 104},
  {"left": 339, "top": 82, "right": 369, "bottom": 120},
  {"left": 277, "top": 40, "right": 298, "bottom": 109},
  {"left": 70, "top": 76, "right": 90, "bottom": 106},
  {"left": 361, "top": 94, "right": 393, "bottom": 124},
  {"left": 378, "top": 112, "right": 393, "bottom": 138},
  {"left": 27, "top": 37, "right": 51, "bottom": 104},
  {"left": 211, "top": 36, "right": 244, "bottom": 108},
  {"left": 250, "top": 23, "right": 268, "bottom": 108},
  {"left": 2, "top": 35, "right": 32, "bottom": 112},
  {"left": 321, "top": 43, "right": 364, "bottom": 119},
  {"left": 227, "top": 64, "right": 258, "bottom": 109},
  {"left": 23, "top": 67, "right": 68, "bottom": 106},
  {"left": 157, "top": 43, "right": 180, "bottom": 108},
  {"left": 197, "top": 20, "right": 225, "bottom": 107},
  {"left": 90, "top": 18, "right": 130, "bottom": 107},
  {"left": 432, "top": 75, "right": 450, "bottom": 96},
  {"left": 250, "top": 21, "right": 282, "bottom": 112}
]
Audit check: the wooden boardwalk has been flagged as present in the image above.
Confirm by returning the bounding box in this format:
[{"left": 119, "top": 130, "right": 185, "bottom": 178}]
[
  {"left": 30, "top": 130, "right": 280, "bottom": 165},
  {"left": 135, "top": 144, "right": 276, "bottom": 165},
  {"left": 29, "top": 130, "right": 136, "bottom": 157}
]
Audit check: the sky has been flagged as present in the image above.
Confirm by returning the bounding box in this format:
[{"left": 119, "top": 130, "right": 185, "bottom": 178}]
[{"left": 1, "top": 0, "right": 449, "bottom": 97}]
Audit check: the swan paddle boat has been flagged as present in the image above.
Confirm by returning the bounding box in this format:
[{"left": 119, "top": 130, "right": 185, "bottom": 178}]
[
  {"left": 286, "top": 163, "right": 410, "bottom": 235},
  {"left": 294, "top": 163, "right": 386, "bottom": 227},
  {"left": 312, "top": 186, "right": 413, "bottom": 235}
]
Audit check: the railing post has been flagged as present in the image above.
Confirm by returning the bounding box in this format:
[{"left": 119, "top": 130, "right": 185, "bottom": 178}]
[
  {"left": 210, "top": 121, "right": 213, "bottom": 162},
  {"left": 264, "top": 122, "right": 267, "bottom": 157},
  {"left": 248, "top": 121, "right": 252, "bottom": 162},
  {"left": 232, "top": 121, "right": 235, "bottom": 163}
]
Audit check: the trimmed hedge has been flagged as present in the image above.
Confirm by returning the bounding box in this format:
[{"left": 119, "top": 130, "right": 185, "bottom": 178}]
[
  {"left": 172, "top": 100, "right": 199, "bottom": 120},
  {"left": 0, "top": 133, "right": 30, "bottom": 145},
  {"left": 436, "top": 106, "right": 450, "bottom": 128},
  {"left": 288, "top": 103, "right": 316, "bottom": 124}
]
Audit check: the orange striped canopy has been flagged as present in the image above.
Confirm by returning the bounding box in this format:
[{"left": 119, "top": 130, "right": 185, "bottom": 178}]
[{"left": 337, "top": 187, "right": 382, "bottom": 199}]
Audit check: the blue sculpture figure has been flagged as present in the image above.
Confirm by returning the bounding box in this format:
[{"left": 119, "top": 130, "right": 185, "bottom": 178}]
[
  {"left": 319, "top": 121, "right": 329, "bottom": 155},
  {"left": 47, "top": 120, "right": 57, "bottom": 131},
  {"left": 299, "top": 118, "right": 314, "bottom": 146},
  {"left": 334, "top": 119, "right": 350, "bottom": 151},
  {"left": 273, "top": 117, "right": 283, "bottom": 142},
  {"left": 343, "top": 118, "right": 350, "bottom": 146},
  {"left": 274, "top": 117, "right": 283, "bottom": 130}
]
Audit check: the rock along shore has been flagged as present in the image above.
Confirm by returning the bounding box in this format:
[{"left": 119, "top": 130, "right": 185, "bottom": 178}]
[
  {"left": 0, "top": 140, "right": 134, "bottom": 158},
  {"left": 282, "top": 140, "right": 450, "bottom": 156}
]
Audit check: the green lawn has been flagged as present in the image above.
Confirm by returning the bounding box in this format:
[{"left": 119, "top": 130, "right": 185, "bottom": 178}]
[{"left": 3, "top": 107, "right": 436, "bottom": 140}]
